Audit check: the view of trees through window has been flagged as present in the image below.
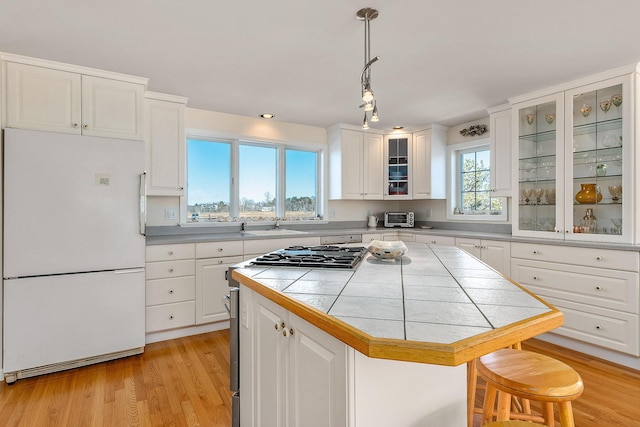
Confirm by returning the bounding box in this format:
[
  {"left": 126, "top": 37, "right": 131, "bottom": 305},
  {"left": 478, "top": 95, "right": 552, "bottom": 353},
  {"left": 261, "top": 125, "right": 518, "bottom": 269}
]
[
  {"left": 460, "top": 148, "right": 502, "bottom": 215},
  {"left": 187, "top": 138, "right": 317, "bottom": 221}
]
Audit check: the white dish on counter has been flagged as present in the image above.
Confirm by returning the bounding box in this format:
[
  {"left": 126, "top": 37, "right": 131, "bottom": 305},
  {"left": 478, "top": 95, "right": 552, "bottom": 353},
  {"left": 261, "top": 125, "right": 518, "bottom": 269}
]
[{"left": 367, "top": 240, "right": 408, "bottom": 260}]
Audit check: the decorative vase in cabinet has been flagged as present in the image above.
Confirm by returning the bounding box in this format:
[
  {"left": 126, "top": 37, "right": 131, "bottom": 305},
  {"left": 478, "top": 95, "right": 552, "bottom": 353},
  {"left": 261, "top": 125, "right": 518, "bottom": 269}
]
[{"left": 575, "top": 183, "right": 602, "bottom": 204}]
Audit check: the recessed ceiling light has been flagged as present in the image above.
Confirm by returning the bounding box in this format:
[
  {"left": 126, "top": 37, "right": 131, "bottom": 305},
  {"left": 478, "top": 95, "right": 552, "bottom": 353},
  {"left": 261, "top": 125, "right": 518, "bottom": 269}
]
[
  {"left": 392, "top": 126, "right": 404, "bottom": 130},
  {"left": 260, "top": 113, "right": 274, "bottom": 119}
]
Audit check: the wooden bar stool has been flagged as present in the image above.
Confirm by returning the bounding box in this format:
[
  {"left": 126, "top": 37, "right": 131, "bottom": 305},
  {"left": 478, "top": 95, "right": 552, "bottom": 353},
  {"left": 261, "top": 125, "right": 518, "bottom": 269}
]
[
  {"left": 484, "top": 422, "right": 547, "bottom": 427},
  {"left": 477, "top": 348, "right": 584, "bottom": 427}
]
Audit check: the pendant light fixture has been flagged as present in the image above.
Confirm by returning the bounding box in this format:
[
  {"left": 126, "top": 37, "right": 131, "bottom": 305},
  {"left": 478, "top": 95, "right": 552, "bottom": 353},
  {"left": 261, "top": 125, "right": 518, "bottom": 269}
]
[{"left": 357, "top": 7, "right": 380, "bottom": 128}]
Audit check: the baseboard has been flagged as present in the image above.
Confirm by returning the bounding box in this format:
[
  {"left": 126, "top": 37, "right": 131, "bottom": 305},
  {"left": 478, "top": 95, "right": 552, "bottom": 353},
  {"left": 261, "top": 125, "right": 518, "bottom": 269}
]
[{"left": 145, "top": 321, "right": 230, "bottom": 344}]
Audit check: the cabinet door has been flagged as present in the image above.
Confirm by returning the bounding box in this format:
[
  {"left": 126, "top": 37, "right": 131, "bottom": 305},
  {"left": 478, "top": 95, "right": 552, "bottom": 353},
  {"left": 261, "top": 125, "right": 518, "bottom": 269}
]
[
  {"left": 415, "top": 235, "right": 455, "bottom": 246},
  {"left": 455, "top": 238, "right": 482, "bottom": 259},
  {"left": 254, "top": 295, "right": 288, "bottom": 427},
  {"left": 363, "top": 133, "right": 384, "bottom": 199},
  {"left": 288, "top": 313, "right": 347, "bottom": 427},
  {"left": 336, "top": 129, "right": 364, "bottom": 199},
  {"left": 384, "top": 134, "right": 412, "bottom": 199},
  {"left": 512, "top": 93, "right": 565, "bottom": 239},
  {"left": 480, "top": 240, "right": 510, "bottom": 276},
  {"left": 81, "top": 75, "right": 144, "bottom": 140},
  {"left": 145, "top": 97, "right": 186, "bottom": 195},
  {"left": 6, "top": 62, "right": 82, "bottom": 134},
  {"left": 195, "top": 256, "right": 243, "bottom": 324},
  {"left": 489, "top": 107, "right": 512, "bottom": 197}
]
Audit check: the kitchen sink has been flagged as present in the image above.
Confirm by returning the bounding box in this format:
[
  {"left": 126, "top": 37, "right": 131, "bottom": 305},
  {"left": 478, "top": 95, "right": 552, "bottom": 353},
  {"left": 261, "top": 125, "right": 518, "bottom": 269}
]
[{"left": 245, "top": 229, "right": 308, "bottom": 236}]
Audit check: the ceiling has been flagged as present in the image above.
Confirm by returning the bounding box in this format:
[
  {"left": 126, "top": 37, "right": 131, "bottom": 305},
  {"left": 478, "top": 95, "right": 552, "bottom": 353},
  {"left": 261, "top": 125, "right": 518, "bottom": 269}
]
[{"left": 3, "top": 0, "right": 640, "bottom": 130}]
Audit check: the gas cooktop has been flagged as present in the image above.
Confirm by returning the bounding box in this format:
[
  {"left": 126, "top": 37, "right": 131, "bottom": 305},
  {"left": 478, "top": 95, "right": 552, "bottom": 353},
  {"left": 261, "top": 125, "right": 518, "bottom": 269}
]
[{"left": 250, "top": 245, "right": 368, "bottom": 269}]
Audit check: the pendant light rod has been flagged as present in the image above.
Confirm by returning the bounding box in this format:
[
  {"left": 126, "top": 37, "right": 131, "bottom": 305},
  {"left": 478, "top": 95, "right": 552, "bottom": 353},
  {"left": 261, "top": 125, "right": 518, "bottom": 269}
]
[{"left": 356, "top": 7, "right": 380, "bottom": 128}]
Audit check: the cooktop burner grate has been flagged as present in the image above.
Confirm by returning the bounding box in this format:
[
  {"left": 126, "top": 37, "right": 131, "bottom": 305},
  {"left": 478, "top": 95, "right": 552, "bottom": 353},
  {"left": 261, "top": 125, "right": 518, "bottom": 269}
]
[{"left": 250, "top": 245, "right": 368, "bottom": 269}]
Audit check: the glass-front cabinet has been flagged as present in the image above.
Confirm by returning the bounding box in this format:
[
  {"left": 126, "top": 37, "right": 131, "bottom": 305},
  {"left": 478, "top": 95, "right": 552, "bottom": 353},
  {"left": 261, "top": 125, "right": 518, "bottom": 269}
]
[
  {"left": 384, "top": 134, "right": 412, "bottom": 199},
  {"left": 513, "top": 73, "right": 634, "bottom": 243}
]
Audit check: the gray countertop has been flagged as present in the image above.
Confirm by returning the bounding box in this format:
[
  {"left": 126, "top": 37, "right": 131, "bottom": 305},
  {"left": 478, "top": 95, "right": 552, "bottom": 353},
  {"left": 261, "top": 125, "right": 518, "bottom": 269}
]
[{"left": 232, "top": 242, "right": 564, "bottom": 365}]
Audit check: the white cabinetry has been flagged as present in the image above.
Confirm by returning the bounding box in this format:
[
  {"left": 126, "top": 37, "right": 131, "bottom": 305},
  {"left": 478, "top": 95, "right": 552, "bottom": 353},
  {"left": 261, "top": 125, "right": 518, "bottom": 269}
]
[
  {"left": 411, "top": 125, "right": 447, "bottom": 199},
  {"left": 456, "top": 238, "right": 511, "bottom": 276},
  {"left": 241, "top": 287, "right": 347, "bottom": 427},
  {"left": 5, "top": 60, "right": 146, "bottom": 140},
  {"left": 512, "top": 70, "right": 636, "bottom": 243},
  {"left": 384, "top": 133, "right": 412, "bottom": 199},
  {"left": 145, "top": 92, "right": 187, "bottom": 196},
  {"left": 415, "top": 234, "right": 456, "bottom": 246},
  {"left": 195, "top": 241, "right": 243, "bottom": 325},
  {"left": 362, "top": 233, "right": 382, "bottom": 243},
  {"left": 510, "top": 242, "right": 639, "bottom": 356},
  {"left": 328, "top": 126, "right": 383, "bottom": 200},
  {"left": 488, "top": 104, "right": 512, "bottom": 197},
  {"left": 145, "top": 244, "right": 196, "bottom": 332}
]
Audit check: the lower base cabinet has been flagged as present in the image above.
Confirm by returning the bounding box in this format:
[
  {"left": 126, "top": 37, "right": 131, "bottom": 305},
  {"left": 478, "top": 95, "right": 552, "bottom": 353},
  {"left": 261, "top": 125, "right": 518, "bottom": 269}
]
[
  {"left": 241, "top": 288, "right": 347, "bottom": 427},
  {"left": 456, "top": 238, "right": 510, "bottom": 276},
  {"left": 195, "top": 255, "right": 244, "bottom": 324}
]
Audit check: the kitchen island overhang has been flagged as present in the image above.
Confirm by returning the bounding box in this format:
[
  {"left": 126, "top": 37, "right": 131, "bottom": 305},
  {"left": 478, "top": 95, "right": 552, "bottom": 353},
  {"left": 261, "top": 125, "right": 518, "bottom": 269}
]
[{"left": 231, "top": 242, "right": 563, "bottom": 366}]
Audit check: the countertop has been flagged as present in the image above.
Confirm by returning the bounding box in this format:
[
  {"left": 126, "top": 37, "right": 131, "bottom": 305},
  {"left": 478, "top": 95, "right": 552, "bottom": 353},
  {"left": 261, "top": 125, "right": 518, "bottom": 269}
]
[{"left": 232, "top": 242, "right": 564, "bottom": 366}]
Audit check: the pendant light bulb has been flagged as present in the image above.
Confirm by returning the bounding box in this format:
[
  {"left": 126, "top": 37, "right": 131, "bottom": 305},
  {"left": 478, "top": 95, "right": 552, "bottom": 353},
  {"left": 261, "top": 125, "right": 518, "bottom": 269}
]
[
  {"left": 371, "top": 102, "right": 379, "bottom": 122},
  {"left": 364, "top": 101, "right": 374, "bottom": 112},
  {"left": 362, "top": 84, "right": 374, "bottom": 103},
  {"left": 362, "top": 113, "right": 369, "bottom": 130}
]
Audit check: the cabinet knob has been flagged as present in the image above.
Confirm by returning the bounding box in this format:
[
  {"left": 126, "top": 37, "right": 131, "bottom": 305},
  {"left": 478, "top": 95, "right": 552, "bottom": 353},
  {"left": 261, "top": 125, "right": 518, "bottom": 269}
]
[
  {"left": 274, "top": 323, "right": 279, "bottom": 330},
  {"left": 532, "top": 250, "right": 539, "bottom": 255},
  {"left": 218, "top": 248, "right": 224, "bottom": 252},
  {"left": 281, "top": 321, "right": 286, "bottom": 329},
  {"left": 218, "top": 259, "right": 224, "bottom": 264},
  {"left": 179, "top": 187, "right": 184, "bottom": 190},
  {"left": 289, "top": 328, "right": 294, "bottom": 336},
  {"left": 595, "top": 286, "right": 602, "bottom": 291},
  {"left": 169, "top": 314, "right": 174, "bottom": 320},
  {"left": 83, "top": 124, "right": 89, "bottom": 129},
  {"left": 431, "top": 240, "right": 437, "bottom": 244},
  {"left": 283, "top": 330, "right": 287, "bottom": 337},
  {"left": 72, "top": 123, "right": 79, "bottom": 128},
  {"left": 595, "top": 325, "right": 602, "bottom": 330},
  {"left": 168, "top": 251, "right": 174, "bottom": 255},
  {"left": 595, "top": 256, "right": 603, "bottom": 261},
  {"left": 168, "top": 268, "right": 174, "bottom": 273},
  {"left": 168, "top": 289, "right": 174, "bottom": 294}
]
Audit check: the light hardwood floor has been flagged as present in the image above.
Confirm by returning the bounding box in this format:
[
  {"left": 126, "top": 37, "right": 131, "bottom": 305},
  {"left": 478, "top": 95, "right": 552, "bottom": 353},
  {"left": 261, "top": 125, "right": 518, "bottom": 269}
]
[{"left": 1, "top": 331, "right": 638, "bottom": 426}]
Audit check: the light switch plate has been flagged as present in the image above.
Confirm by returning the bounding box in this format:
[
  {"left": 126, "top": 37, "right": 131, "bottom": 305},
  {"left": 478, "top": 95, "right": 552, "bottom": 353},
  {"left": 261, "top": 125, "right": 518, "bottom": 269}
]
[{"left": 164, "top": 208, "right": 177, "bottom": 220}]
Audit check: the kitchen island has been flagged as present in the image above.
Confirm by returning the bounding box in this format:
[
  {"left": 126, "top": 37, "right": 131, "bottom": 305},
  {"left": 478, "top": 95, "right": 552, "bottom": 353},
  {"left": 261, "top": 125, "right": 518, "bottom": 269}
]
[{"left": 232, "top": 242, "right": 562, "bottom": 427}]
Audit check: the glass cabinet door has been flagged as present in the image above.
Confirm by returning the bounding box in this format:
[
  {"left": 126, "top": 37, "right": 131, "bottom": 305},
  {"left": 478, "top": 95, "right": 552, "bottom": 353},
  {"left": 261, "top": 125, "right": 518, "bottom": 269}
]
[
  {"left": 513, "top": 94, "right": 564, "bottom": 238},
  {"left": 565, "top": 76, "right": 630, "bottom": 242},
  {"left": 386, "top": 136, "right": 410, "bottom": 198}
]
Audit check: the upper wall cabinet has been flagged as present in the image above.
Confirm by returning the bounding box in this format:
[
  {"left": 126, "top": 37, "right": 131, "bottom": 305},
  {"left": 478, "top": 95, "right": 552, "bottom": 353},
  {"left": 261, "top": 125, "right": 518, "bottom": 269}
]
[
  {"left": 511, "top": 68, "right": 637, "bottom": 244},
  {"left": 4, "top": 59, "right": 146, "bottom": 140},
  {"left": 411, "top": 125, "right": 447, "bottom": 199},
  {"left": 328, "top": 126, "right": 384, "bottom": 200},
  {"left": 384, "top": 133, "right": 412, "bottom": 199},
  {"left": 144, "top": 92, "right": 188, "bottom": 196},
  {"left": 487, "top": 105, "right": 512, "bottom": 197}
]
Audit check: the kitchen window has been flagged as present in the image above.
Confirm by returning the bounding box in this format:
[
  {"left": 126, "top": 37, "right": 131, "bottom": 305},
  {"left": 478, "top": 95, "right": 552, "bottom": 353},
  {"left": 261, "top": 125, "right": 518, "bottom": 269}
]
[
  {"left": 186, "top": 137, "right": 321, "bottom": 223},
  {"left": 447, "top": 140, "right": 506, "bottom": 220}
]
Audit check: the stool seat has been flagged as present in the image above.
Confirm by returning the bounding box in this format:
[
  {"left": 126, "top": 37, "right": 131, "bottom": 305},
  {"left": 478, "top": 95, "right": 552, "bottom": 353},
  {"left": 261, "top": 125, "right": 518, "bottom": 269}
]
[
  {"left": 484, "top": 422, "right": 547, "bottom": 427},
  {"left": 478, "top": 348, "right": 584, "bottom": 402}
]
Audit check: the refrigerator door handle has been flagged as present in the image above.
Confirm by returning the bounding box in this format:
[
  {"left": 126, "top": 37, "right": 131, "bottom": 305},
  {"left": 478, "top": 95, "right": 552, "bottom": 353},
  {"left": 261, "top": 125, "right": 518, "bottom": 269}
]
[{"left": 139, "top": 172, "right": 147, "bottom": 236}]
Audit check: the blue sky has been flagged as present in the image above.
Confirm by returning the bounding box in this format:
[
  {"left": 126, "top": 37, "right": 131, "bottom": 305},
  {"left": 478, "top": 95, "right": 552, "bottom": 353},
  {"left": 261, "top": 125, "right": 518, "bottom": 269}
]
[{"left": 187, "top": 139, "right": 316, "bottom": 205}]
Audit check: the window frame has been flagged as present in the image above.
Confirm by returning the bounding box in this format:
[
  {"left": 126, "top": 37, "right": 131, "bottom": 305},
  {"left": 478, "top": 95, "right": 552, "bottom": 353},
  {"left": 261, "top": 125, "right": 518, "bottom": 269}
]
[
  {"left": 446, "top": 138, "right": 507, "bottom": 221},
  {"left": 182, "top": 129, "right": 326, "bottom": 225}
]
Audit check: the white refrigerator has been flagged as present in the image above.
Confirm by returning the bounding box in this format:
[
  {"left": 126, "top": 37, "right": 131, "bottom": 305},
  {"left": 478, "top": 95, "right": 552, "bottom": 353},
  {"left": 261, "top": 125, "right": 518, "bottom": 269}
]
[{"left": 3, "top": 128, "right": 146, "bottom": 383}]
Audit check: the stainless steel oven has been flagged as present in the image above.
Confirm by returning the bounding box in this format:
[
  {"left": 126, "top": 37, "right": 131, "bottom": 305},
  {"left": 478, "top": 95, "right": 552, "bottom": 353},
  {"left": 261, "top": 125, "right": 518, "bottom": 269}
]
[{"left": 224, "top": 269, "right": 240, "bottom": 427}]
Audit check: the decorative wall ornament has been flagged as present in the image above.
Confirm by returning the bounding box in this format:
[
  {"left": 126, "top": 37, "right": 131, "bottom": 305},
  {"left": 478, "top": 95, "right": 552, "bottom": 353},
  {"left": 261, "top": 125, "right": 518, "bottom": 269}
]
[{"left": 459, "top": 124, "right": 487, "bottom": 137}]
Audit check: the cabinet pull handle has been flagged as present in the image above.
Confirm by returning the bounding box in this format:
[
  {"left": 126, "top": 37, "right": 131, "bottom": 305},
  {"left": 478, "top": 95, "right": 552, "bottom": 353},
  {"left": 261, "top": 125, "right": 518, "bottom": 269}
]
[
  {"left": 281, "top": 322, "right": 286, "bottom": 328},
  {"left": 274, "top": 323, "right": 279, "bottom": 330},
  {"left": 431, "top": 240, "right": 436, "bottom": 244},
  {"left": 289, "top": 328, "right": 294, "bottom": 336},
  {"left": 283, "top": 330, "right": 287, "bottom": 337},
  {"left": 595, "top": 286, "right": 602, "bottom": 291},
  {"left": 169, "top": 314, "right": 174, "bottom": 320},
  {"left": 595, "top": 325, "right": 602, "bottom": 330},
  {"left": 168, "top": 289, "right": 174, "bottom": 294},
  {"left": 168, "top": 268, "right": 174, "bottom": 273}
]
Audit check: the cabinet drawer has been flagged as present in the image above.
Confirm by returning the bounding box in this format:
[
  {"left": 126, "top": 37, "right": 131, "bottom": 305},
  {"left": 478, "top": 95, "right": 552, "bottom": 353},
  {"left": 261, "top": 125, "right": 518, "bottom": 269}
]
[
  {"left": 146, "top": 243, "right": 195, "bottom": 262},
  {"left": 196, "top": 241, "right": 243, "bottom": 259},
  {"left": 543, "top": 296, "right": 639, "bottom": 356},
  {"left": 415, "top": 235, "right": 456, "bottom": 246},
  {"left": 146, "top": 276, "right": 195, "bottom": 306},
  {"left": 146, "top": 301, "right": 195, "bottom": 333},
  {"left": 512, "top": 259, "right": 639, "bottom": 313},
  {"left": 511, "top": 242, "right": 639, "bottom": 272},
  {"left": 146, "top": 259, "right": 195, "bottom": 280}
]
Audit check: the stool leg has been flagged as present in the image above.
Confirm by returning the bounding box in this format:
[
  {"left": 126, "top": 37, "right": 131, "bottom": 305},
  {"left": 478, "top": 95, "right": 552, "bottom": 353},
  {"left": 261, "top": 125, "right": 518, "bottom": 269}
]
[
  {"left": 467, "top": 360, "right": 477, "bottom": 427},
  {"left": 495, "top": 391, "right": 511, "bottom": 421},
  {"left": 558, "top": 401, "right": 576, "bottom": 427},
  {"left": 481, "top": 383, "right": 497, "bottom": 424},
  {"left": 542, "top": 402, "right": 554, "bottom": 427}
]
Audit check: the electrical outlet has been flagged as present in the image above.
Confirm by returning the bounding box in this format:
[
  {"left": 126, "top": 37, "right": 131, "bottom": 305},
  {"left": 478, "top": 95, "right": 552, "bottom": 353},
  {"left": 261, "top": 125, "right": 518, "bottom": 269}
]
[
  {"left": 164, "top": 208, "right": 177, "bottom": 220},
  {"left": 330, "top": 210, "right": 336, "bottom": 218}
]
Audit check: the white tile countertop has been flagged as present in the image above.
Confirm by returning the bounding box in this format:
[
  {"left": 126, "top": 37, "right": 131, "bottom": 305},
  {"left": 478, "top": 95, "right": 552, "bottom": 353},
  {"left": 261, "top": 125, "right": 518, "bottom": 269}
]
[{"left": 231, "top": 242, "right": 564, "bottom": 366}]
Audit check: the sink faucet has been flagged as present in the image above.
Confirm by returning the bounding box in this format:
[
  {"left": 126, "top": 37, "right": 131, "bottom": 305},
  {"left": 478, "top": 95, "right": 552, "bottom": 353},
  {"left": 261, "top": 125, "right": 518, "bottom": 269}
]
[
  {"left": 240, "top": 221, "right": 246, "bottom": 232},
  {"left": 274, "top": 218, "right": 281, "bottom": 230}
]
